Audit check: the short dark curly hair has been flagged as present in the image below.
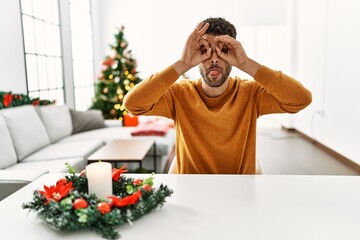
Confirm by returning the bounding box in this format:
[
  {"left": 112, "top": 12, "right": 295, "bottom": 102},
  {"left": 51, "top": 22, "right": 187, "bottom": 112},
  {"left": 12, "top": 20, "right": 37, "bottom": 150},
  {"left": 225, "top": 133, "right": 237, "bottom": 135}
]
[{"left": 202, "top": 17, "right": 237, "bottom": 38}]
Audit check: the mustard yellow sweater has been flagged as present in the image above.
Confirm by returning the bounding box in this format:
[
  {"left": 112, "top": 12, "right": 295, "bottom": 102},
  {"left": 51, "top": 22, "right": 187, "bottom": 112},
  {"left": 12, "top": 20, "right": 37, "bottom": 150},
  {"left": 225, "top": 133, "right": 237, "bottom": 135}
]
[{"left": 124, "top": 65, "right": 312, "bottom": 174}]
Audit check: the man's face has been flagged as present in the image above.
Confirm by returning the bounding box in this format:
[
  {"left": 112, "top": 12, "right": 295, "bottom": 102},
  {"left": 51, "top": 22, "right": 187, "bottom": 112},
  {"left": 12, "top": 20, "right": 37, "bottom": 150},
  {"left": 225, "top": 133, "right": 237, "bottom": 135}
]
[{"left": 198, "top": 34, "right": 232, "bottom": 88}]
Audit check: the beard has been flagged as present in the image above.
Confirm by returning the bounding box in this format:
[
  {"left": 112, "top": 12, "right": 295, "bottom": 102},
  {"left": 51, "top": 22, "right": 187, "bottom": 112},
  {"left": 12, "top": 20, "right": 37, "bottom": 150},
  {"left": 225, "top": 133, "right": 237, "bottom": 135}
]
[{"left": 199, "top": 63, "right": 232, "bottom": 88}]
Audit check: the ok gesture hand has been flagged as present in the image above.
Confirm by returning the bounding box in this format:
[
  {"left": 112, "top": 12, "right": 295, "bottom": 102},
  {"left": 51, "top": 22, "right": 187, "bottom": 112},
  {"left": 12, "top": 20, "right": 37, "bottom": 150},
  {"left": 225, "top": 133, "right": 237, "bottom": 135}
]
[
  {"left": 214, "top": 35, "right": 260, "bottom": 76},
  {"left": 174, "top": 22, "right": 212, "bottom": 75}
]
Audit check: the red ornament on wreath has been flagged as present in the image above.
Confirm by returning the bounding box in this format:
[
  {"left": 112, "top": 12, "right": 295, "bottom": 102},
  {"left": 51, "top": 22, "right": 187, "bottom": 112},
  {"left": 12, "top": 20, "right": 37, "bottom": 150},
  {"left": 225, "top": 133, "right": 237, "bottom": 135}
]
[
  {"left": 97, "top": 202, "right": 111, "bottom": 214},
  {"left": 73, "top": 198, "right": 88, "bottom": 210}
]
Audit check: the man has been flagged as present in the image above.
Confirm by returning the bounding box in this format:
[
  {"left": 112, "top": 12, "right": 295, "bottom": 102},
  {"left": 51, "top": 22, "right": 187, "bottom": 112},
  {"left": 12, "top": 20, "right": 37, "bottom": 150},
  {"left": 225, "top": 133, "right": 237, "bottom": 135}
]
[{"left": 124, "top": 17, "right": 312, "bottom": 174}]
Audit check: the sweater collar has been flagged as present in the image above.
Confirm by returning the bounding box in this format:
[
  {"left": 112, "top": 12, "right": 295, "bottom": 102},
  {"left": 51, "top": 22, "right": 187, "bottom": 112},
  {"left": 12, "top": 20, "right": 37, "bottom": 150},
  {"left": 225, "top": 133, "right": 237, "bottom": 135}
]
[{"left": 196, "top": 78, "right": 235, "bottom": 103}]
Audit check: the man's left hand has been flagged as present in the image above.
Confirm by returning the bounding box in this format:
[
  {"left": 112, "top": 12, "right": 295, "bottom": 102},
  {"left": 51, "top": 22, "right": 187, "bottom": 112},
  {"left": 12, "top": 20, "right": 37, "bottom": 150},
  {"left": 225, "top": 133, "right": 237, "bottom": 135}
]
[{"left": 214, "top": 35, "right": 260, "bottom": 77}]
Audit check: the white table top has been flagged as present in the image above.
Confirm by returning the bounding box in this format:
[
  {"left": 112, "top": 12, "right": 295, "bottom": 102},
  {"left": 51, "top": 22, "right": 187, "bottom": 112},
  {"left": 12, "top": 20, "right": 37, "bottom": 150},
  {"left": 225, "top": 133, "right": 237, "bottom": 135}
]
[{"left": 1, "top": 174, "right": 360, "bottom": 240}]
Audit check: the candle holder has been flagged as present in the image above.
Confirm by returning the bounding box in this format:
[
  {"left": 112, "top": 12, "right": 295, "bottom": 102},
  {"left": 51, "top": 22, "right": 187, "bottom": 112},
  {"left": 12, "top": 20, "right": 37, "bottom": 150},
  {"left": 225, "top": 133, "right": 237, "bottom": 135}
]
[{"left": 86, "top": 162, "right": 113, "bottom": 200}]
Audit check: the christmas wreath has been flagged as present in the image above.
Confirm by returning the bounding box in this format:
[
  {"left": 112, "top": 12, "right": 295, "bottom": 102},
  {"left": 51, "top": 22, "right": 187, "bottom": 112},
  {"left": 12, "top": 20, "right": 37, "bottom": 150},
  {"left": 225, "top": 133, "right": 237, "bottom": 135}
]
[{"left": 22, "top": 164, "right": 173, "bottom": 239}]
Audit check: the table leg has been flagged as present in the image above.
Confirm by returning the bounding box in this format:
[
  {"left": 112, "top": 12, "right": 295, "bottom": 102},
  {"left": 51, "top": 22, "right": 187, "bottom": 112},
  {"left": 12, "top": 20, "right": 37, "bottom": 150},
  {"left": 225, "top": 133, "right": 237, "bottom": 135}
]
[{"left": 153, "top": 142, "right": 157, "bottom": 173}]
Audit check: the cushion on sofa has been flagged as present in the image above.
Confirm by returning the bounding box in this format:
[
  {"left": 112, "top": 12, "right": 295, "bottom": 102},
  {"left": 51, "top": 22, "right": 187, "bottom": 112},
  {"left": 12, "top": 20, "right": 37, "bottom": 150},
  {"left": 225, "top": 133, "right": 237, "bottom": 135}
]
[
  {"left": 0, "top": 169, "right": 48, "bottom": 183},
  {"left": 6, "top": 157, "right": 85, "bottom": 173},
  {"left": 1, "top": 105, "right": 50, "bottom": 161},
  {"left": 38, "top": 105, "right": 73, "bottom": 143},
  {"left": 22, "top": 140, "right": 103, "bottom": 162},
  {"left": 70, "top": 109, "right": 105, "bottom": 134},
  {"left": 0, "top": 115, "right": 18, "bottom": 169}
]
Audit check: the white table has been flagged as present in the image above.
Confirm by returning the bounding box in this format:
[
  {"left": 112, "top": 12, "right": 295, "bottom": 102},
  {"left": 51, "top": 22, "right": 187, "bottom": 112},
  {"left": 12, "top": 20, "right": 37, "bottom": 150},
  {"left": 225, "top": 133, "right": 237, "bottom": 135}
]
[{"left": 1, "top": 174, "right": 360, "bottom": 240}]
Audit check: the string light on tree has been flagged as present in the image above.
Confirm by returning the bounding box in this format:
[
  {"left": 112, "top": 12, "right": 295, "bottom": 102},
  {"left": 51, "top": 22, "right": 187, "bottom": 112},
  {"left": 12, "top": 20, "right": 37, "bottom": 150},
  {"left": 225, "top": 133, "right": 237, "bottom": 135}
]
[
  {"left": 116, "top": 88, "right": 123, "bottom": 94},
  {"left": 90, "top": 25, "right": 142, "bottom": 120}
]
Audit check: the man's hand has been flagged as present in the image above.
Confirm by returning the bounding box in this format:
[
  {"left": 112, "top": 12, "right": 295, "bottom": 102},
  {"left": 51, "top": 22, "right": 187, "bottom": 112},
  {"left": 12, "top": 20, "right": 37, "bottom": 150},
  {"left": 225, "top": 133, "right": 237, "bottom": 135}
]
[
  {"left": 214, "top": 35, "right": 260, "bottom": 77},
  {"left": 173, "top": 22, "right": 212, "bottom": 76}
]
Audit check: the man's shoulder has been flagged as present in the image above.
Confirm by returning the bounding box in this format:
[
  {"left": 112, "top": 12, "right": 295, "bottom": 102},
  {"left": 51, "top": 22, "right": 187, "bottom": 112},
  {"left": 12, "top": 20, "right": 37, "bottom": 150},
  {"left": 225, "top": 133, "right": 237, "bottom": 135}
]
[
  {"left": 167, "top": 79, "right": 199, "bottom": 98},
  {"left": 231, "top": 76, "right": 258, "bottom": 88},
  {"left": 171, "top": 79, "right": 198, "bottom": 89}
]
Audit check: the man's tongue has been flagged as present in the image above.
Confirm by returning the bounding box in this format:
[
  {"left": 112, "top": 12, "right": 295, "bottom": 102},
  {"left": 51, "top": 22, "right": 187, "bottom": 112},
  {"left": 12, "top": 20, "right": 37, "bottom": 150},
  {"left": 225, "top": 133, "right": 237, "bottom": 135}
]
[{"left": 210, "top": 69, "right": 220, "bottom": 76}]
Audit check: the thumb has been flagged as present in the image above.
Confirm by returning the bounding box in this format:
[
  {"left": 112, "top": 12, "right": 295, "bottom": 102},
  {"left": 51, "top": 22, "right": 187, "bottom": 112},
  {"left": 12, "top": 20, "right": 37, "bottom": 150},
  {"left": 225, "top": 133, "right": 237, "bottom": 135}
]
[
  {"left": 215, "top": 47, "right": 227, "bottom": 61},
  {"left": 202, "top": 47, "right": 212, "bottom": 61}
]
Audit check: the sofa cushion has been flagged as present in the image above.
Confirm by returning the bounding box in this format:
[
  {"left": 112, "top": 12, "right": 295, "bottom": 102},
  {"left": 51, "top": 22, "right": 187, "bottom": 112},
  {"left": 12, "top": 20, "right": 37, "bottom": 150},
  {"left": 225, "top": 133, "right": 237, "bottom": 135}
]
[
  {"left": 38, "top": 105, "right": 73, "bottom": 143},
  {"left": 6, "top": 157, "right": 85, "bottom": 173},
  {"left": 22, "top": 140, "right": 103, "bottom": 162},
  {"left": 70, "top": 109, "right": 105, "bottom": 134},
  {"left": 0, "top": 115, "right": 18, "bottom": 169},
  {"left": 1, "top": 105, "right": 50, "bottom": 161},
  {"left": 58, "top": 127, "right": 176, "bottom": 157},
  {"left": 0, "top": 169, "right": 48, "bottom": 183}
]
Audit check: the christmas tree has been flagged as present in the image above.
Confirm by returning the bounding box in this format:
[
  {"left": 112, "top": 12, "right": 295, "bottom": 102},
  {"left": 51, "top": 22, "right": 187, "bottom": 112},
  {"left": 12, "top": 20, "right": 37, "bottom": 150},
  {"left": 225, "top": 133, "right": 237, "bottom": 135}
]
[{"left": 90, "top": 26, "right": 142, "bottom": 121}]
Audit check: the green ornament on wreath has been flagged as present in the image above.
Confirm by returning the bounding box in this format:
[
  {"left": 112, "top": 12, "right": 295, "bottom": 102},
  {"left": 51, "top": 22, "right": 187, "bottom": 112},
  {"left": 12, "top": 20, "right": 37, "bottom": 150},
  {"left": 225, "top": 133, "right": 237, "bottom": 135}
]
[{"left": 22, "top": 164, "right": 173, "bottom": 240}]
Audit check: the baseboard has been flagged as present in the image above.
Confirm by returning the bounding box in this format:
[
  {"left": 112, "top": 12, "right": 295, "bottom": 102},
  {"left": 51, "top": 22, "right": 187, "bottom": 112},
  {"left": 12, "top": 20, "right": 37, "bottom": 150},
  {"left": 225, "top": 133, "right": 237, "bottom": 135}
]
[{"left": 281, "top": 126, "right": 360, "bottom": 173}]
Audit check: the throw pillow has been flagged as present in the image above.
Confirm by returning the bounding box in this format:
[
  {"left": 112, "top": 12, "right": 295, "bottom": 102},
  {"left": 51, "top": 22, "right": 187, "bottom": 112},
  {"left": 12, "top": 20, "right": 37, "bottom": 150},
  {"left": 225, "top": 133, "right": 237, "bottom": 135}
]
[
  {"left": 70, "top": 109, "right": 105, "bottom": 134},
  {"left": 38, "top": 105, "right": 73, "bottom": 143},
  {"left": 0, "top": 115, "right": 18, "bottom": 168},
  {"left": 1, "top": 105, "right": 50, "bottom": 161}
]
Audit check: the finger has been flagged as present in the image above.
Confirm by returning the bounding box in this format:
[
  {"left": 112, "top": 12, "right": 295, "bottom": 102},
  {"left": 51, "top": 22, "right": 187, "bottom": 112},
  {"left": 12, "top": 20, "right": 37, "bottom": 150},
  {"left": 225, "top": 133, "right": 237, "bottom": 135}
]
[
  {"left": 202, "top": 47, "right": 212, "bottom": 61},
  {"left": 188, "top": 22, "right": 205, "bottom": 40},
  {"left": 198, "top": 22, "right": 209, "bottom": 34},
  {"left": 198, "top": 38, "right": 210, "bottom": 48},
  {"left": 214, "top": 35, "right": 237, "bottom": 46},
  {"left": 215, "top": 46, "right": 224, "bottom": 57},
  {"left": 215, "top": 46, "right": 229, "bottom": 62},
  {"left": 195, "top": 23, "right": 209, "bottom": 40},
  {"left": 195, "top": 22, "right": 205, "bottom": 31},
  {"left": 217, "top": 42, "right": 226, "bottom": 51}
]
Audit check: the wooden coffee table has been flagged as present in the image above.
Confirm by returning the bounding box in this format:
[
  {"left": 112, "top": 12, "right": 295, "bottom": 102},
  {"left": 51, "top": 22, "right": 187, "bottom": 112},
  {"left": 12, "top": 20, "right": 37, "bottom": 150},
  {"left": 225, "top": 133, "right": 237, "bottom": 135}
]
[{"left": 87, "top": 139, "right": 156, "bottom": 172}]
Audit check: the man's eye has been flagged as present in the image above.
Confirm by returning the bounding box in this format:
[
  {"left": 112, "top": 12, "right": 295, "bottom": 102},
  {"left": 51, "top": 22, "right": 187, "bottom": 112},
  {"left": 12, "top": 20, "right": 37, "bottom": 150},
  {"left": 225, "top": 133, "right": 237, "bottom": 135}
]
[
  {"left": 200, "top": 46, "right": 207, "bottom": 54},
  {"left": 221, "top": 46, "right": 228, "bottom": 53}
]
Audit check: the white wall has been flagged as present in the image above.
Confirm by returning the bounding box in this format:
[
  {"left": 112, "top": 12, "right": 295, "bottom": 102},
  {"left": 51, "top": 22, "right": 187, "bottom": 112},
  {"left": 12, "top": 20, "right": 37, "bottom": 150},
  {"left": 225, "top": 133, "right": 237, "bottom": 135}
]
[
  {"left": 91, "top": 0, "right": 288, "bottom": 80},
  {"left": 0, "top": 0, "right": 27, "bottom": 93},
  {"left": 294, "top": 0, "right": 360, "bottom": 164}
]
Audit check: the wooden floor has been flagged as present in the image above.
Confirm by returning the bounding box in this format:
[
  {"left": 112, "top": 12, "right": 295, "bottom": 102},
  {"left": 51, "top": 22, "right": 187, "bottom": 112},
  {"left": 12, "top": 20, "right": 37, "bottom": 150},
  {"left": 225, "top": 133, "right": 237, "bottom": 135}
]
[{"left": 256, "top": 128, "right": 360, "bottom": 175}]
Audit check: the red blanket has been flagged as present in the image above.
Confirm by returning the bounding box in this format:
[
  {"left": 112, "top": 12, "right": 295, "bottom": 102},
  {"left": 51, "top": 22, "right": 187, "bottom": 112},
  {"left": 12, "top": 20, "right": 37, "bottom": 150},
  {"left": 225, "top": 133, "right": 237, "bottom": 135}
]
[{"left": 131, "top": 120, "right": 172, "bottom": 136}]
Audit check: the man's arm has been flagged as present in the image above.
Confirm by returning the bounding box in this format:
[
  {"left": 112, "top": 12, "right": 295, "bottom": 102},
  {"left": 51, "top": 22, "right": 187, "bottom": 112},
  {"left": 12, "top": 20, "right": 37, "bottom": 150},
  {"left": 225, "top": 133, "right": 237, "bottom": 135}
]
[
  {"left": 214, "top": 35, "right": 312, "bottom": 114},
  {"left": 254, "top": 66, "right": 312, "bottom": 115}
]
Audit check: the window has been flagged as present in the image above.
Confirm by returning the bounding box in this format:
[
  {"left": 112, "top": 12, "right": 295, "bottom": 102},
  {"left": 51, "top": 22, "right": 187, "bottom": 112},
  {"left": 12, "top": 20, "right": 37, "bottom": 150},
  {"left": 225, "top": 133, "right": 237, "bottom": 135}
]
[
  {"left": 69, "top": 0, "right": 95, "bottom": 110},
  {"left": 20, "top": 0, "right": 95, "bottom": 110},
  {"left": 20, "top": 0, "right": 64, "bottom": 104}
]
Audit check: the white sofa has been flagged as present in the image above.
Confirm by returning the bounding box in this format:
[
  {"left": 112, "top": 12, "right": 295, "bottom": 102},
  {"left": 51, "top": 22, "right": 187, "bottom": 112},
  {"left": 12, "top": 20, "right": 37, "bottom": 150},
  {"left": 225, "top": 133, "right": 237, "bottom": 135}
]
[{"left": 0, "top": 105, "right": 175, "bottom": 200}]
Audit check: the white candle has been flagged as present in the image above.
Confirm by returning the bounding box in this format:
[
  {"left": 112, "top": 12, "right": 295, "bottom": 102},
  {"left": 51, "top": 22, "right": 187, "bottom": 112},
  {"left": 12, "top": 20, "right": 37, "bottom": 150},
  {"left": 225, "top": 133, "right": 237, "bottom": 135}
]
[{"left": 86, "top": 162, "right": 113, "bottom": 200}]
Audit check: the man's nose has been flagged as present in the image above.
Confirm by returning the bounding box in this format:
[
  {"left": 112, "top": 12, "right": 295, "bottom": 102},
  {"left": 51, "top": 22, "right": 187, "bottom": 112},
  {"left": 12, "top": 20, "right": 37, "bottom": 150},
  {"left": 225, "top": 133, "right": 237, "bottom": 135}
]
[{"left": 210, "top": 50, "right": 219, "bottom": 64}]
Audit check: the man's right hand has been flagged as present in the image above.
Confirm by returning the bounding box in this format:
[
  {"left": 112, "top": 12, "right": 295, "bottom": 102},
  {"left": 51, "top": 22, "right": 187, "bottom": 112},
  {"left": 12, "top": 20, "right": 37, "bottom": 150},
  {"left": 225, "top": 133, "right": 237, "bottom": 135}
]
[{"left": 173, "top": 22, "right": 211, "bottom": 76}]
